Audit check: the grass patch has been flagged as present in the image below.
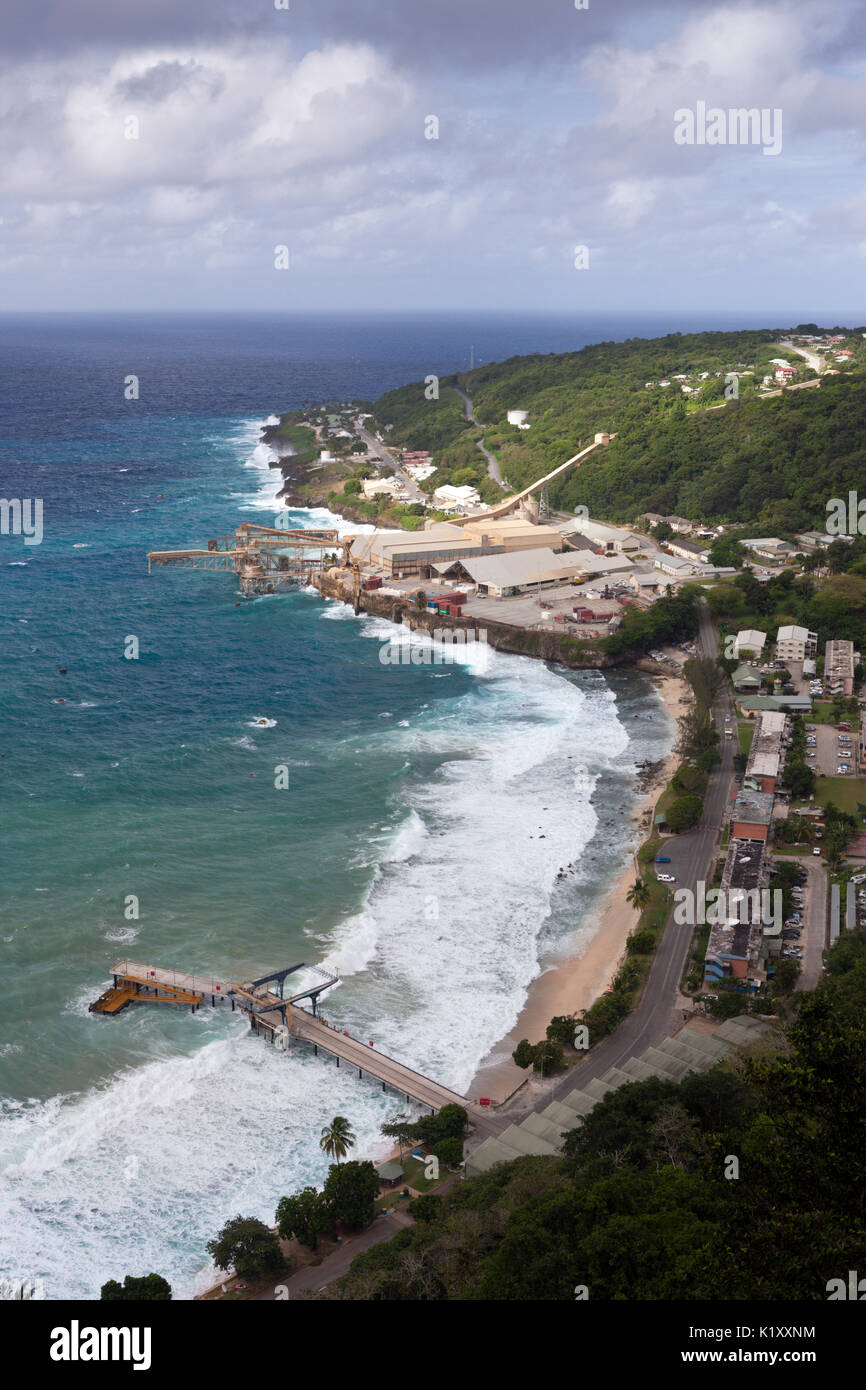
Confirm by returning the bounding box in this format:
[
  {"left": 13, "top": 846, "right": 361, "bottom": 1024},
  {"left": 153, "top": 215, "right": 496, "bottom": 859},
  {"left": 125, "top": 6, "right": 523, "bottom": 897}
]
[
  {"left": 815, "top": 777, "right": 866, "bottom": 817},
  {"left": 738, "top": 721, "right": 755, "bottom": 754}
]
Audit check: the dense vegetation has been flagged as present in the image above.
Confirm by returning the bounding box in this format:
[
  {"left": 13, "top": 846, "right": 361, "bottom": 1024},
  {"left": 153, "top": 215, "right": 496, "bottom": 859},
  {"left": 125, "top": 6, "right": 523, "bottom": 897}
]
[
  {"left": 372, "top": 329, "right": 866, "bottom": 532},
  {"left": 322, "top": 930, "right": 866, "bottom": 1300}
]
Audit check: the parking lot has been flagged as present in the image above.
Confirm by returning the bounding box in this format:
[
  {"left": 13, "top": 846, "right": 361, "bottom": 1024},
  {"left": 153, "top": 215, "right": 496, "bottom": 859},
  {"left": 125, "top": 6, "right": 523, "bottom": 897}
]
[{"left": 804, "top": 722, "right": 858, "bottom": 777}]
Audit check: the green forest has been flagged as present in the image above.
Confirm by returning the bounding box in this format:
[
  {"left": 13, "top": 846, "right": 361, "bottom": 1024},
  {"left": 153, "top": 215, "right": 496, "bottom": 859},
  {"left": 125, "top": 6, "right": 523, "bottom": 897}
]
[
  {"left": 322, "top": 929, "right": 866, "bottom": 1301},
  {"left": 372, "top": 329, "right": 866, "bottom": 533}
]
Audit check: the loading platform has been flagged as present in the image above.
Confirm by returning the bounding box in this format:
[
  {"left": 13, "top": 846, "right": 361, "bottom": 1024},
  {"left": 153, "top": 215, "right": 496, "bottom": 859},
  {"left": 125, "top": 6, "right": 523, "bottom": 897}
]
[
  {"left": 147, "top": 522, "right": 351, "bottom": 596},
  {"left": 90, "top": 958, "right": 473, "bottom": 1112}
]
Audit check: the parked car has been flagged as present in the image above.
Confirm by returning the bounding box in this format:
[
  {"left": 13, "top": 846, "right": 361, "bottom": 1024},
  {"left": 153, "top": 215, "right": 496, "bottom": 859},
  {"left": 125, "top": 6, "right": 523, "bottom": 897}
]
[
  {"left": 657, "top": 873, "right": 676, "bottom": 883},
  {"left": 655, "top": 856, "right": 671, "bottom": 864},
  {"left": 813, "top": 847, "right": 822, "bottom": 855}
]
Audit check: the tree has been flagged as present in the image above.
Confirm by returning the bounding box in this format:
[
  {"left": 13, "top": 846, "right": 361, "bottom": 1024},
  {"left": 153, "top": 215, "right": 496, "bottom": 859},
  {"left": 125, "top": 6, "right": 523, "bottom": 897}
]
[
  {"left": 772, "top": 958, "right": 801, "bottom": 993},
  {"left": 206, "top": 1215, "right": 283, "bottom": 1278},
  {"left": 323, "top": 1160, "right": 380, "bottom": 1230},
  {"left": 546, "top": 1014, "right": 578, "bottom": 1046},
  {"left": 320, "top": 1115, "right": 356, "bottom": 1163},
  {"left": 512, "top": 1039, "right": 534, "bottom": 1069},
  {"left": 381, "top": 1112, "right": 415, "bottom": 1162},
  {"left": 433, "top": 1137, "right": 464, "bottom": 1169},
  {"left": 433, "top": 1104, "right": 469, "bottom": 1141},
  {"left": 408, "top": 1194, "right": 442, "bottom": 1223},
  {"left": 276, "top": 1187, "right": 331, "bottom": 1250},
  {"left": 342, "top": 478, "right": 361, "bottom": 495},
  {"left": 666, "top": 795, "right": 703, "bottom": 831},
  {"left": 532, "top": 1039, "right": 564, "bottom": 1076},
  {"left": 626, "top": 879, "right": 652, "bottom": 912},
  {"left": 100, "top": 1273, "right": 172, "bottom": 1301},
  {"left": 785, "top": 761, "right": 815, "bottom": 799}
]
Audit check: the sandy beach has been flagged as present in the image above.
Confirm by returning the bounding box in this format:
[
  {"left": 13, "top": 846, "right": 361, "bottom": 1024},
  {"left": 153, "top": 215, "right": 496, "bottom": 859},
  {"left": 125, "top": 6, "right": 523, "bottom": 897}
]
[{"left": 468, "top": 671, "right": 689, "bottom": 1102}]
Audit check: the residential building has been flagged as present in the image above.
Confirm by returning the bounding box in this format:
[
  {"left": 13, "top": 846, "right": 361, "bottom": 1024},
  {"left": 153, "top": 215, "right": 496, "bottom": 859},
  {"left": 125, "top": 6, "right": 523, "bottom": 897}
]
[
  {"left": 776, "top": 624, "right": 818, "bottom": 661},
  {"left": 666, "top": 537, "right": 710, "bottom": 563},
  {"left": 730, "top": 788, "right": 775, "bottom": 843},
  {"left": 825, "top": 638, "right": 858, "bottom": 697},
  {"left": 732, "top": 663, "right": 763, "bottom": 693},
  {"left": 743, "top": 711, "right": 787, "bottom": 794},
  {"left": 734, "top": 629, "right": 767, "bottom": 660}
]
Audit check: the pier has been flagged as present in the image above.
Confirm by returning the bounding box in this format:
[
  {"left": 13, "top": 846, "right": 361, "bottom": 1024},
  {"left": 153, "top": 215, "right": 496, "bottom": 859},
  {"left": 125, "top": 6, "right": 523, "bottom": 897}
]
[
  {"left": 147, "top": 522, "right": 348, "bottom": 596},
  {"left": 90, "top": 959, "right": 473, "bottom": 1113}
]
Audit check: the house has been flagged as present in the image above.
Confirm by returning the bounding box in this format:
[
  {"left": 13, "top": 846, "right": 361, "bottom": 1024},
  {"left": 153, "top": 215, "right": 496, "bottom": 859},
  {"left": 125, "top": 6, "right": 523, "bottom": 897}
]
[
  {"left": 774, "top": 366, "right": 797, "bottom": 384},
  {"left": 737, "top": 695, "right": 812, "bottom": 717},
  {"left": 506, "top": 410, "right": 530, "bottom": 429},
  {"left": 627, "top": 569, "right": 677, "bottom": 597},
  {"left": 741, "top": 538, "right": 797, "bottom": 565},
  {"left": 734, "top": 629, "right": 767, "bottom": 660},
  {"left": 776, "top": 624, "right": 818, "bottom": 662},
  {"left": 665, "top": 515, "right": 694, "bottom": 534},
  {"left": 732, "top": 663, "right": 763, "bottom": 693}
]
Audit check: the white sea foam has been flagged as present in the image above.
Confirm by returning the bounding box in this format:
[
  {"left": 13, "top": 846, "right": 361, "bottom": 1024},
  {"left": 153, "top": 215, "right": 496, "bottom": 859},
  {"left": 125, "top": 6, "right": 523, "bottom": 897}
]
[{"left": 247, "top": 716, "right": 276, "bottom": 729}]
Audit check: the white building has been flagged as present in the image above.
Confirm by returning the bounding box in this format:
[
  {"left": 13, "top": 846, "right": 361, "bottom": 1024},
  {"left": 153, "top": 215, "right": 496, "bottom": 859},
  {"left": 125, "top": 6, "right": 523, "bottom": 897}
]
[
  {"left": 432, "top": 484, "right": 481, "bottom": 512},
  {"left": 734, "top": 629, "right": 767, "bottom": 660},
  {"left": 361, "top": 477, "right": 401, "bottom": 499},
  {"left": 569, "top": 517, "right": 644, "bottom": 553},
  {"left": 506, "top": 410, "right": 530, "bottom": 429},
  {"left": 776, "top": 625, "right": 818, "bottom": 662},
  {"left": 653, "top": 554, "right": 696, "bottom": 577}
]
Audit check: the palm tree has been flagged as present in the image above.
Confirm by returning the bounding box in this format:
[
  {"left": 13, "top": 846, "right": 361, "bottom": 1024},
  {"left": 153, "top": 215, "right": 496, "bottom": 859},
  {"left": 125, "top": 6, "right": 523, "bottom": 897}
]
[
  {"left": 627, "top": 879, "right": 652, "bottom": 912},
  {"left": 320, "top": 1116, "right": 356, "bottom": 1164}
]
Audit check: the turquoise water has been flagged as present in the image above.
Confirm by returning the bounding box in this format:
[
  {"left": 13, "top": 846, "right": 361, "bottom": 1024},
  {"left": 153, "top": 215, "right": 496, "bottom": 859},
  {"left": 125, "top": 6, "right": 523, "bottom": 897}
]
[{"left": 0, "top": 315, "right": 676, "bottom": 1298}]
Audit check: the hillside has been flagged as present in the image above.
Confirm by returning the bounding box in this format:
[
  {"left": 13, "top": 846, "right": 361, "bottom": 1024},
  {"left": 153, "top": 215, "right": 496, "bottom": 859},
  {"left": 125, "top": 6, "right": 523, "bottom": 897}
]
[
  {"left": 372, "top": 328, "right": 866, "bottom": 532},
  {"left": 320, "top": 930, "right": 866, "bottom": 1301}
]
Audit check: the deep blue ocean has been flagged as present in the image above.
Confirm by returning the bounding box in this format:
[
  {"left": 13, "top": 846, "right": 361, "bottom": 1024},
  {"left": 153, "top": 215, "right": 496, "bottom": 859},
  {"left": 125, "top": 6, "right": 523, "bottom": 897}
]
[{"left": 0, "top": 309, "right": 759, "bottom": 1298}]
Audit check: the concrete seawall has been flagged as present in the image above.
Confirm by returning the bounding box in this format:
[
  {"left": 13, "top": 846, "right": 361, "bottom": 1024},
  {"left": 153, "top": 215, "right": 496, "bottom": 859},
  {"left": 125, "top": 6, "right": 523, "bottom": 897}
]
[{"left": 311, "top": 569, "right": 662, "bottom": 674}]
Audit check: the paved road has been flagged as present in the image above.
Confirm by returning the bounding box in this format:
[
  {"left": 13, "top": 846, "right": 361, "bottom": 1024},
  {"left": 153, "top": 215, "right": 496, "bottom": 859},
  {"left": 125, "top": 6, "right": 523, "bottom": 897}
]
[
  {"left": 780, "top": 340, "right": 826, "bottom": 375},
  {"left": 502, "top": 604, "right": 736, "bottom": 1118},
  {"left": 353, "top": 419, "right": 426, "bottom": 503},
  {"left": 251, "top": 1207, "right": 414, "bottom": 1300},
  {"left": 794, "top": 857, "right": 826, "bottom": 990},
  {"left": 451, "top": 385, "right": 506, "bottom": 487}
]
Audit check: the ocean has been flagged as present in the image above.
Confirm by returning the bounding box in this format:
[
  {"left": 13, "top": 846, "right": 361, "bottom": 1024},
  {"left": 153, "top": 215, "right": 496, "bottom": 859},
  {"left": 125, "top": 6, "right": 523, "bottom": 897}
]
[{"left": 0, "top": 309, "right": 717, "bottom": 1298}]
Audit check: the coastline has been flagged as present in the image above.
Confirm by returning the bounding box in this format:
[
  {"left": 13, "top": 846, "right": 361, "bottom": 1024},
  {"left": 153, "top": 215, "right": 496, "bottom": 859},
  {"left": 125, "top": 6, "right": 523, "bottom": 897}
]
[{"left": 467, "top": 672, "right": 687, "bottom": 1102}]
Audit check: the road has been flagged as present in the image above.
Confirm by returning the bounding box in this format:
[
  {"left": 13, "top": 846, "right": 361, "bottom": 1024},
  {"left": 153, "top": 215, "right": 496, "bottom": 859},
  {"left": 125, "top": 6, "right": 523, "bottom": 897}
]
[
  {"left": 780, "top": 340, "right": 826, "bottom": 375},
  {"left": 506, "top": 603, "right": 736, "bottom": 1113},
  {"left": 451, "top": 385, "right": 506, "bottom": 487},
  {"left": 251, "top": 1207, "right": 414, "bottom": 1300},
  {"left": 353, "top": 419, "right": 426, "bottom": 503},
  {"left": 794, "top": 857, "right": 826, "bottom": 990}
]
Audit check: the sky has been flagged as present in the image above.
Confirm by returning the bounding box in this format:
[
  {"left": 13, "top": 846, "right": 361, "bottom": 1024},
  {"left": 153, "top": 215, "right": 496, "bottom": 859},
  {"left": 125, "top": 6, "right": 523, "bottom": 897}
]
[{"left": 1, "top": 0, "right": 864, "bottom": 313}]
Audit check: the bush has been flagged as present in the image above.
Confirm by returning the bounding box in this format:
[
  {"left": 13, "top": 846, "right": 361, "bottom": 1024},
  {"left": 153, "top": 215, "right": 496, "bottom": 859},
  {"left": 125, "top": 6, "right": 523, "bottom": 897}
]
[
  {"left": 100, "top": 1273, "right": 172, "bottom": 1301},
  {"left": 626, "top": 929, "right": 657, "bottom": 954}
]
